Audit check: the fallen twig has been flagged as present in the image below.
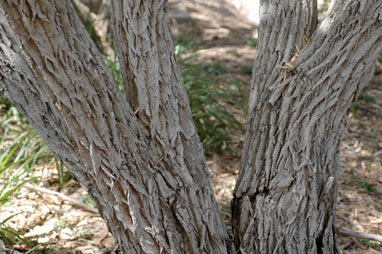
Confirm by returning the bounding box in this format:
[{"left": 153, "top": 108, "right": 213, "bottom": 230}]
[
  {"left": 24, "top": 183, "right": 99, "bottom": 214},
  {"left": 338, "top": 228, "right": 382, "bottom": 243},
  {"left": 337, "top": 213, "right": 364, "bottom": 232},
  {"left": 337, "top": 239, "right": 352, "bottom": 250}
]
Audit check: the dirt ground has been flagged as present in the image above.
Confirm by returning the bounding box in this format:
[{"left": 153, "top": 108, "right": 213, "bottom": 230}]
[{"left": 1, "top": 1, "right": 381, "bottom": 253}]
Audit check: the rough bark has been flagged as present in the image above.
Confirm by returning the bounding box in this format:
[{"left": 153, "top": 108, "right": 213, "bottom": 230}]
[
  {"left": 1, "top": 0, "right": 381, "bottom": 253},
  {"left": 0, "top": 1, "right": 230, "bottom": 253},
  {"left": 232, "top": 1, "right": 382, "bottom": 253}
]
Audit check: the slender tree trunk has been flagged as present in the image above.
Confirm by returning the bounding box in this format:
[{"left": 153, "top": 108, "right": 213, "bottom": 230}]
[
  {"left": 0, "top": 1, "right": 231, "bottom": 253},
  {"left": 232, "top": 1, "right": 382, "bottom": 253}
]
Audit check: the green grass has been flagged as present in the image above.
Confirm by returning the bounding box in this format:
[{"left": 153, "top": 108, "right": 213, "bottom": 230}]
[
  {"left": 245, "top": 38, "right": 258, "bottom": 47},
  {"left": 0, "top": 108, "right": 53, "bottom": 205},
  {"left": 104, "top": 54, "right": 124, "bottom": 94},
  {"left": 182, "top": 66, "right": 245, "bottom": 155},
  {"left": 241, "top": 64, "right": 253, "bottom": 75},
  {"left": 357, "top": 93, "right": 376, "bottom": 104},
  {"left": 357, "top": 181, "right": 377, "bottom": 193},
  {"left": 175, "top": 37, "right": 246, "bottom": 155},
  {"left": 351, "top": 93, "right": 376, "bottom": 116},
  {"left": 0, "top": 107, "right": 53, "bottom": 247}
]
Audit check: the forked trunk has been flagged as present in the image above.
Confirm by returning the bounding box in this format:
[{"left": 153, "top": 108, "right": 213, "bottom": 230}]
[
  {"left": 0, "top": 1, "right": 230, "bottom": 253},
  {"left": 0, "top": 0, "right": 381, "bottom": 253}
]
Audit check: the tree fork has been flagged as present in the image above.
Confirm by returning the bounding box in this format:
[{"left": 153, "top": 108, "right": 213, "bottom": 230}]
[
  {"left": 0, "top": 0, "right": 231, "bottom": 253},
  {"left": 0, "top": 0, "right": 381, "bottom": 253}
]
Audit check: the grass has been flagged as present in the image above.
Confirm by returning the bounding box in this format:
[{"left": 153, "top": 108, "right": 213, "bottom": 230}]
[
  {"left": 0, "top": 106, "right": 51, "bottom": 206},
  {"left": 241, "top": 64, "right": 253, "bottom": 75},
  {"left": 351, "top": 92, "right": 376, "bottom": 116},
  {"left": 0, "top": 104, "right": 52, "bottom": 247},
  {"left": 357, "top": 181, "right": 377, "bottom": 193},
  {"left": 181, "top": 64, "right": 245, "bottom": 155},
  {"left": 175, "top": 37, "right": 246, "bottom": 155},
  {"left": 104, "top": 54, "right": 124, "bottom": 95},
  {"left": 245, "top": 38, "right": 258, "bottom": 47},
  {"left": 357, "top": 93, "right": 376, "bottom": 104}
]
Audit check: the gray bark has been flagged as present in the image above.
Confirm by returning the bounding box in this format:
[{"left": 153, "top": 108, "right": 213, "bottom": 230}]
[
  {"left": 0, "top": 0, "right": 230, "bottom": 253},
  {"left": 0, "top": 0, "right": 381, "bottom": 253},
  {"left": 232, "top": 1, "right": 382, "bottom": 253}
]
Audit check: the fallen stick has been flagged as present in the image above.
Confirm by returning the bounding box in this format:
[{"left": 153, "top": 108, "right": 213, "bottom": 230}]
[
  {"left": 338, "top": 228, "right": 382, "bottom": 243},
  {"left": 336, "top": 213, "right": 364, "bottom": 232},
  {"left": 23, "top": 183, "right": 382, "bottom": 243},
  {"left": 24, "top": 183, "right": 99, "bottom": 214}
]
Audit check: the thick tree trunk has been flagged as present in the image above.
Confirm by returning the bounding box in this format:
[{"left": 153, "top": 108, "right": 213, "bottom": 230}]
[
  {"left": 232, "top": 1, "right": 382, "bottom": 253},
  {"left": 1, "top": 0, "right": 381, "bottom": 253},
  {"left": 0, "top": 1, "right": 231, "bottom": 253}
]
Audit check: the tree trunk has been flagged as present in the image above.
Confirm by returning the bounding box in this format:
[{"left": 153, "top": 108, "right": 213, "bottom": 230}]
[
  {"left": 0, "top": 1, "right": 231, "bottom": 253},
  {"left": 232, "top": 1, "right": 382, "bottom": 253},
  {"left": 0, "top": 0, "right": 381, "bottom": 253}
]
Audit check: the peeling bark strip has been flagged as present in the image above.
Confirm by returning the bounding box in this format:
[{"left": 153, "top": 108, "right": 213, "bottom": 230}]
[
  {"left": 233, "top": 1, "right": 382, "bottom": 253},
  {"left": 0, "top": 1, "right": 230, "bottom": 253}
]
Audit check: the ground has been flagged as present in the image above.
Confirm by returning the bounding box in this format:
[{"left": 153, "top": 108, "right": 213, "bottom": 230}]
[{"left": 0, "top": 1, "right": 381, "bottom": 253}]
